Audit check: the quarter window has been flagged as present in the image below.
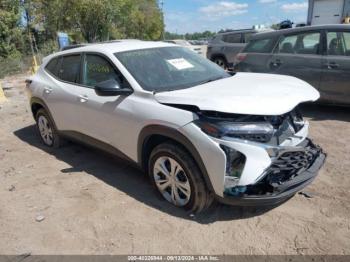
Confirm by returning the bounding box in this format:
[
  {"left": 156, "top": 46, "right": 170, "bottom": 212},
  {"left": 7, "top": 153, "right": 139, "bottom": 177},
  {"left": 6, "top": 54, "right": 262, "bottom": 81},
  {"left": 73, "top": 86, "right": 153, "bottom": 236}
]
[
  {"left": 244, "top": 38, "right": 275, "bottom": 53},
  {"left": 223, "top": 33, "right": 241, "bottom": 43},
  {"left": 59, "top": 55, "right": 81, "bottom": 83},
  {"left": 243, "top": 32, "right": 254, "bottom": 43},
  {"left": 327, "top": 31, "right": 350, "bottom": 56},
  {"left": 82, "top": 54, "right": 122, "bottom": 87},
  {"left": 45, "top": 57, "right": 60, "bottom": 77},
  {"left": 278, "top": 32, "right": 321, "bottom": 55}
]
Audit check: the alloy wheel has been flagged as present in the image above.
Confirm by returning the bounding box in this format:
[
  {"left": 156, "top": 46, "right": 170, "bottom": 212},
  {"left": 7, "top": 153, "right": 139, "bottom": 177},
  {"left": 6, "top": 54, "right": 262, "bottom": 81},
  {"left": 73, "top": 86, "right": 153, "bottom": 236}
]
[
  {"left": 38, "top": 115, "right": 54, "bottom": 146},
  {"left": 153, "top": 156, "right": 191, "bottom": 206}
]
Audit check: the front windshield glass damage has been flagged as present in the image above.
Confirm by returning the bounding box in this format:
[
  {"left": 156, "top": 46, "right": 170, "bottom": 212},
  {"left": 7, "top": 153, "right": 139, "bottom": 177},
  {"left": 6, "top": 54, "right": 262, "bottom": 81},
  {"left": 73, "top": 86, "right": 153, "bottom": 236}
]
[{"left": 115, "top": 46, "right": 230, "bottom": 92}]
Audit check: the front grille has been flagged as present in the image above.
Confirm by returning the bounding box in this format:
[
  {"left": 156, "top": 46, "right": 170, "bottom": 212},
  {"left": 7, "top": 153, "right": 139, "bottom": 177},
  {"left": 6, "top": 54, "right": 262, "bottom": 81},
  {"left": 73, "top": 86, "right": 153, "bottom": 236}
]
[{"left": 265, "top": 140, "right": 321, "bottom": 186}]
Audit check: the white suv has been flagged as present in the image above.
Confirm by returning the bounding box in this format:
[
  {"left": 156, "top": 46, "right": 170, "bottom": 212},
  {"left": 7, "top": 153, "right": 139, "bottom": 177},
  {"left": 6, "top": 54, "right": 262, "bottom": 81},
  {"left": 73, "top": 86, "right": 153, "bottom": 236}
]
[{"left": 27, "top": 41, "right": 326, "bottom": 213}]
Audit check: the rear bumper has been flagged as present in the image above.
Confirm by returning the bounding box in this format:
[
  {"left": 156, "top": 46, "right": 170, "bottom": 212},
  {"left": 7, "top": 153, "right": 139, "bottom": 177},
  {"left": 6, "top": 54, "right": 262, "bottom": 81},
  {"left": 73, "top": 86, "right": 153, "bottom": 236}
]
[{"left": 215, "top": 147, "right": 326, "bottom": 206}]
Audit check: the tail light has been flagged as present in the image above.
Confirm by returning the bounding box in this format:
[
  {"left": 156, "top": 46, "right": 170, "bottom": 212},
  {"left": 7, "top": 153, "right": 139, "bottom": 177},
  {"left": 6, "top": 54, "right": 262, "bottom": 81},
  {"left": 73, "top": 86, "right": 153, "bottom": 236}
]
[
  {"left": 234, "top": 53, "right": 247, "bottom": 64},
  {"left": 25, "top": 79, "right": 32, "bottom": 89}
]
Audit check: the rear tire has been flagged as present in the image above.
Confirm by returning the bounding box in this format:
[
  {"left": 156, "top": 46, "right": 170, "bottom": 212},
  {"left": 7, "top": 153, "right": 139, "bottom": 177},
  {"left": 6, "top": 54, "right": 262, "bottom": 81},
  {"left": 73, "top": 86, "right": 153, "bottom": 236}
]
[
  {"left": 35, "top": 108, "right": 61, "bottom": 148},
  {"left": 149, "top": 142, "right": 213, "bottom": 213},
  {"left": 213, "top": 57, "right": 228, "bottom": 70}
]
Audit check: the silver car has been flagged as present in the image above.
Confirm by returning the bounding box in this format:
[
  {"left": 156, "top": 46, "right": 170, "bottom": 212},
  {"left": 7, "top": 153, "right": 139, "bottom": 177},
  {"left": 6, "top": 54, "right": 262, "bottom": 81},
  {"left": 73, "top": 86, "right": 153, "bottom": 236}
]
[
  {"left": 207, "top": 29, "right": 259, "bottom": 69},
  {"left": 26, "top": 40, "right": 325, "bottom": 213}
]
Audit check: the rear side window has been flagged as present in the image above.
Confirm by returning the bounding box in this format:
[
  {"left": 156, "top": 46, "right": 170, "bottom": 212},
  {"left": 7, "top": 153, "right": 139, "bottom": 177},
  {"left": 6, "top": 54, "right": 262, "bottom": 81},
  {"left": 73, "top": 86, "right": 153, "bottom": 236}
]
[
  {"left": 59, "top": 55, "right": 81, "bottom": 83},
  {"left": 277, "top": 32, "right": 321, "bottom": 55},
  {"left": 278, "top": 35, "right": 298, "bottom": 53},
  {"left": 244, "top": 38, "right": 275, "bottom": 53},
  {"left": 223, "top": 33, "right": 241, "bottom": 43},
  {"left": 45, "top": 57, "right": 60, "bottom": 77},
  {"left": 327, "top": 31, "right": 350, "bottom": 56},
  {"left": 243, "top": 32, "right": 254, "bottom": 43}
]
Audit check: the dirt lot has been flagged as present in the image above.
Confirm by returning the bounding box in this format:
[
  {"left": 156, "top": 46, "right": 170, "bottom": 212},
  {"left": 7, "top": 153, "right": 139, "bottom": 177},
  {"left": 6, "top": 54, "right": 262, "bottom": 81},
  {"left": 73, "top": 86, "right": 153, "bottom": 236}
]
[{"left": 0, "top": 74, "right": 349, "bottom": 255}]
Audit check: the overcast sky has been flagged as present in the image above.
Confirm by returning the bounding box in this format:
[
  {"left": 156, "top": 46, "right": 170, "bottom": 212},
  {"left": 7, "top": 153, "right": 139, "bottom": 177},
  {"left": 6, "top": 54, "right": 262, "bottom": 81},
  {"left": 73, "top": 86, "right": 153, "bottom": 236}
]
[{"left": 163, "top": 0, "right": 309, "bottom": 33}]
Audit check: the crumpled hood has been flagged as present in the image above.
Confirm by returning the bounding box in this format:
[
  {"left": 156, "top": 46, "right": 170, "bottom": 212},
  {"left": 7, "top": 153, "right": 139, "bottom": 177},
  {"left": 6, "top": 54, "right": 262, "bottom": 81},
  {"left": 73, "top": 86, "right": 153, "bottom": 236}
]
[{"left": 154, "top": 73, "right": 320, "bottom": 115}]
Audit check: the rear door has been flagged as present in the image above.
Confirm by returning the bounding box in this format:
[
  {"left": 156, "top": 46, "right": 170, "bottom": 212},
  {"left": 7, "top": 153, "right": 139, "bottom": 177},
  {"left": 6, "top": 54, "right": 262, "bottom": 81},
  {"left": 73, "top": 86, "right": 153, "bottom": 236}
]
[
  {"left": 221, "top": 32, "right": 245, "bottom": 63},
  {"left": 269, "top": 30, "right": 323, "bottom": 90},
  {"left": 320, "top": 30, "right": 350, "bottom": 105},
  {"left": 44, "top": 54, "right": 84, "bottom": 132},
  {"left": 234, "top": 36, "right": 277, "bottom": 72}
]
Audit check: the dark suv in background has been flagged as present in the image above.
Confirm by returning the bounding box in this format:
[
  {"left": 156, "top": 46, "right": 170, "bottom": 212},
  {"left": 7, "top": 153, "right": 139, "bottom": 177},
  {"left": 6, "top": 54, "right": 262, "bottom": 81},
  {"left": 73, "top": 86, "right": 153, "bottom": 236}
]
[
  {"left": 234, "top": 24, "right": 350, "bottom": 106},
  {"left": 207, "top": 29, "right": 263, "bottom": 69}
]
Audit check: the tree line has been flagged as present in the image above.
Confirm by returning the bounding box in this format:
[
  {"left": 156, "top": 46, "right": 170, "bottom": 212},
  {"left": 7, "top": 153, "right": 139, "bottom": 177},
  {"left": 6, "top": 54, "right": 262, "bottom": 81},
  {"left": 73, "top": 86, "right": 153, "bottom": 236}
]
[{"left": 164, "top": 31, "right": 216, "bottom": 41}]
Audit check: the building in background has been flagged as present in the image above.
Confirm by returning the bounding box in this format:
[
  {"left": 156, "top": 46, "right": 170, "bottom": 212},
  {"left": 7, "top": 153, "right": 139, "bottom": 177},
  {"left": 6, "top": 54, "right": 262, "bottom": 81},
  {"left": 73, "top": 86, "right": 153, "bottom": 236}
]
[{"left": 307, "top": 0, "right": 350, "bottom": 25}]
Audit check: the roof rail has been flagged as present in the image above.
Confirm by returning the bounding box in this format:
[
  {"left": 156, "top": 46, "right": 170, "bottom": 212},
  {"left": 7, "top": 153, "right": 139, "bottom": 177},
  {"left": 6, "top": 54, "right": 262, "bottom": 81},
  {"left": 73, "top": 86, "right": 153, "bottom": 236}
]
[
  {"left": 60, "top": 44, "right": 88, "bottom": 51},
  {"left": 60, "top": 39, "right": 141, "bottom": 51}
]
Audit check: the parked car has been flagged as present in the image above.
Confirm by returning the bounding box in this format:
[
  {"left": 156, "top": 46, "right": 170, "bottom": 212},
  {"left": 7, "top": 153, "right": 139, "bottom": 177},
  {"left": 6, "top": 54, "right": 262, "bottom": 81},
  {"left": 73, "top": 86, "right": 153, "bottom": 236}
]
[
  {"left": 163, "top": 39, "right": 205, "bottom": 56},
  {"left": 26, "top": 41, "right": 325, "bottom": 213},
  {"left": 279, "top": 20, "right": 294, "bottom": 30},
  {"left": 234, "top": 24, "right": 350, "bottom": 106},
  {"left": 207, "top": 29, "right": 272, "bottom": 69}
]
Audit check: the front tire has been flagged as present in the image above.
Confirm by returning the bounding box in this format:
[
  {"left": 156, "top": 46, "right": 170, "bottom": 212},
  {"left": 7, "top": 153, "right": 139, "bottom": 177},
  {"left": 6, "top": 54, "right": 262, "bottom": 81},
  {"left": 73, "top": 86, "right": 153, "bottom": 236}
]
[
  {"left": 35, "top": 108, "right": 61, "bottom": 148},
  {"left": 149, "top": 142, "right": 213, "bottom": 213}
]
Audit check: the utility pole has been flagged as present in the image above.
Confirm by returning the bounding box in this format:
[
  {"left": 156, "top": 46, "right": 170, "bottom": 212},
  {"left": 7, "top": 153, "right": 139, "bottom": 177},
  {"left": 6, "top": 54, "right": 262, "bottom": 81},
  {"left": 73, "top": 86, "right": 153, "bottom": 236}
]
[{"left": 159, "top": 0, "right": 165, "bottom": 40}]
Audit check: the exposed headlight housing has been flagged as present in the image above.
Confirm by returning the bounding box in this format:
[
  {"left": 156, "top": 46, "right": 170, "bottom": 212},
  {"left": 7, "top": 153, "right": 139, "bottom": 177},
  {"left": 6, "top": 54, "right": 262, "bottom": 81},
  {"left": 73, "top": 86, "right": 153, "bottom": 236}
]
[
  {"left": 194, "top": 119, "right": 274, "bottom": 143},
  {"left": 220, "top": 145, "right": 246, "bottom": 189}
]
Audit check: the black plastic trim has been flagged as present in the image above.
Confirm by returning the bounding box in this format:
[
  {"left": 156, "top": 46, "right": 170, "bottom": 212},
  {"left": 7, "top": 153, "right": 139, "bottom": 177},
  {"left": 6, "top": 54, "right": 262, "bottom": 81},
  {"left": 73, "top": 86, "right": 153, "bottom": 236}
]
[
  {"left": 216, "top": 151, "right": 326, "bottom": 206},
  {"left": 59, "top": 131, "right": 136, "bottom": 165},
  {"left": 138, "top": 125, "right": 215, "bottom": 193}
]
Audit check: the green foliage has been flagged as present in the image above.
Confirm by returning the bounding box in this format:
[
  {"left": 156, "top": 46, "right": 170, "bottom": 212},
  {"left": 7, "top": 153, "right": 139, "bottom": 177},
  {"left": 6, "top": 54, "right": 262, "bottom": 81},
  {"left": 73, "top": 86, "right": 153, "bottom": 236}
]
[
  {"left": 38, "top": 39, "right": 58, "bottom": 56},
  {"left": 27, "top": 0, "right": 164, "bottom": 43},
  {"left": 0, "top": 0, "right": 165, "bottom": 77},
  {"left": 0, "top": 0, "right": 21, "bottom": 58}
]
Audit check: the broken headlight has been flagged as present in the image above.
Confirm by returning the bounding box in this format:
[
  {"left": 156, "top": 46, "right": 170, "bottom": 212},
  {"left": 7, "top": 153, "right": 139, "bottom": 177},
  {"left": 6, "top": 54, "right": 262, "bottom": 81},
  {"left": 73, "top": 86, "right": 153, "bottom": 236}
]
[
  {"left": 220, "top": 145, "right": 246, "bottom": 189},
  {"left": 195, "top": 119, "right": 274, "bottom": 143}
]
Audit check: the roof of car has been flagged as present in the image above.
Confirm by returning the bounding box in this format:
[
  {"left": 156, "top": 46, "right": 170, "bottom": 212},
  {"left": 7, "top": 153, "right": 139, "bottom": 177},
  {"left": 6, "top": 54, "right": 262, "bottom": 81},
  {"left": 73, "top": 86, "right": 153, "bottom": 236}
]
[
  {"left": 252, "top": 24, "right": 350, "bottom": 39},
  {"left": 45, "top": 40, "right": 175, "bottom": 61},
  {"left": 217, "top": 29, "right": 257, "bottom": 35}
]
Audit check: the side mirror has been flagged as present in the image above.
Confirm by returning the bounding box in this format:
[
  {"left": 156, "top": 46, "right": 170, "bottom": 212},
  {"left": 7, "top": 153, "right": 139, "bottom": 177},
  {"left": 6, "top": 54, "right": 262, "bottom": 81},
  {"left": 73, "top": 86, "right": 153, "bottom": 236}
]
[{"left": 95, "top": 79, "right": 133, "bottom": 96}]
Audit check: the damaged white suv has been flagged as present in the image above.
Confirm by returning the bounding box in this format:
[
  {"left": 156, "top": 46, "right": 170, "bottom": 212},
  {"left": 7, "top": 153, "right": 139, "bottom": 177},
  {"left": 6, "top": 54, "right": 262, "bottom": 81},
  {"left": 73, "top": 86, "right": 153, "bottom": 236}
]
[{"left": 27, "top": 41, "right": 326, "bottom": 212}]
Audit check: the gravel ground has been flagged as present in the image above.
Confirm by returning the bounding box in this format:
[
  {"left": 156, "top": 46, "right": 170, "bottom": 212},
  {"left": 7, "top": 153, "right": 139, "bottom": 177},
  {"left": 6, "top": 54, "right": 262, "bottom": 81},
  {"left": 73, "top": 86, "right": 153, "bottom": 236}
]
[{"left": 0, "top": 74, "right": 349, "bottom": 255}]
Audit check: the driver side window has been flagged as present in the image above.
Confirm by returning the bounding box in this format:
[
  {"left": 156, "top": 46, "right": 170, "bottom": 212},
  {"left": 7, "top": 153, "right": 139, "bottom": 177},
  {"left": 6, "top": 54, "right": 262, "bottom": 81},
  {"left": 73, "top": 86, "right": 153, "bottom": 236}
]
[{"left": 82, "top": 54, "right": 125, "bottom": 88}]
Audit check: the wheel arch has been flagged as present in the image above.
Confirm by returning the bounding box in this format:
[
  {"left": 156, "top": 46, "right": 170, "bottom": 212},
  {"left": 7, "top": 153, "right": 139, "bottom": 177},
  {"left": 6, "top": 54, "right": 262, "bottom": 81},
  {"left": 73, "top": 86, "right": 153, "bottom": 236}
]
[
  {"left": 30, "top": 97, "right": 58, "bottom": 130},
  {"left": 137, "top": 125, "right": 215, "bottom": 193},
  {"left": 210, "top": 53, "right": 228, "bottom": 63}
]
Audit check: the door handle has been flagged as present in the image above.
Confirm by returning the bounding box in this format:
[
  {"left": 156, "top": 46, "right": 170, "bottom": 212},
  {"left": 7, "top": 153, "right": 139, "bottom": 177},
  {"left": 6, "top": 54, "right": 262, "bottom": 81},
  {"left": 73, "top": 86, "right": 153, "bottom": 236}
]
[
  {"left": 78, "top": 95, "right": 89, "bottom": 103},
  {"left": 44, "top": 87, "right": 53, "bottom": 94},
  {"left": 326, "top": 62, "right": 339, "bottom": 69},
  {"left": 271, "top": 59, "right": 282, "bottom": 67}
]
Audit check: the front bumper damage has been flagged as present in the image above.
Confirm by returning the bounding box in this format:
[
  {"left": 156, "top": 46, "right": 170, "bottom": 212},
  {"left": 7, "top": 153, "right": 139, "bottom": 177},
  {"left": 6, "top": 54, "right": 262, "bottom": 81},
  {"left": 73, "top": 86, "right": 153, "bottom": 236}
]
[{"left": 216, "top": 139, "right": 326, "bottom": 206}]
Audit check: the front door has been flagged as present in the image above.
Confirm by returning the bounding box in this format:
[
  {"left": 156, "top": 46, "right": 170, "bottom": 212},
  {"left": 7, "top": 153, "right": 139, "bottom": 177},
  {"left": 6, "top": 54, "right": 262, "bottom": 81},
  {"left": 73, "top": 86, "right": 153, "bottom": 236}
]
[
  {"left": 320, "top": 30, "right": 350, "bottom": 105},
  {"left": 71, "top": 53, "right": 135, "bottom": 148},
  {"left": 269, "top": 31, "right": 323, "bottom": 90}
]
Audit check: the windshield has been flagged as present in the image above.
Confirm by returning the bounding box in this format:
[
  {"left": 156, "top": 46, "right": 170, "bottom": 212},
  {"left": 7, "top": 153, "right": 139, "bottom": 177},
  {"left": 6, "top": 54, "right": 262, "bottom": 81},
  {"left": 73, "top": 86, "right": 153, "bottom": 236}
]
[{"left": 115, "top": 46, "right": 230, "bottom": 92}]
